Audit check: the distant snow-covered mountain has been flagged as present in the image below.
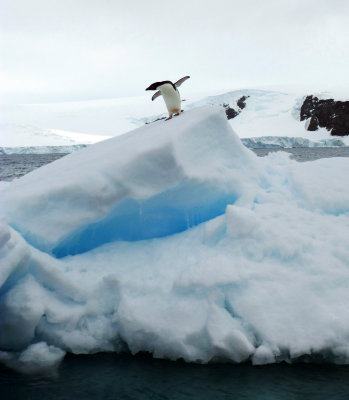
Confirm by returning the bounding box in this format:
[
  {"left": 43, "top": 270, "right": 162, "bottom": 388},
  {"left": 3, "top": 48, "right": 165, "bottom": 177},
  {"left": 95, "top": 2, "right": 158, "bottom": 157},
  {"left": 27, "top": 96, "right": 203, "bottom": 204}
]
[
  {"left": 0, "top": 122, "right": 110, "bottom": 147},
  {"left": 1, "top": 89, "right": 348, "bottom": 152}
]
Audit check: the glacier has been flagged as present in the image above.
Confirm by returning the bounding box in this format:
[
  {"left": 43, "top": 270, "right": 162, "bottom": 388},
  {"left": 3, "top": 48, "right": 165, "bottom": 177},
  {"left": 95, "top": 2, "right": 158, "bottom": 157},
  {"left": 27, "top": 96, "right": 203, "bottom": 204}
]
[
  {"left": 1, "top": 105, "right": 349, "bottom": 374},
  {"left": 241, "top": 136, "right": 347, "bottom": 149}
]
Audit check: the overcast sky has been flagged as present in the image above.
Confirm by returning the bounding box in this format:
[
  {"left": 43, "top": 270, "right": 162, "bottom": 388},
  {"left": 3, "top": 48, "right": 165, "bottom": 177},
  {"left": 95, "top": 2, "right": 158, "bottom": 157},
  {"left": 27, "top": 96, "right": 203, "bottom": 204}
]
[{"left": 1, "top": 0, "right": 349, "bottom": 103}]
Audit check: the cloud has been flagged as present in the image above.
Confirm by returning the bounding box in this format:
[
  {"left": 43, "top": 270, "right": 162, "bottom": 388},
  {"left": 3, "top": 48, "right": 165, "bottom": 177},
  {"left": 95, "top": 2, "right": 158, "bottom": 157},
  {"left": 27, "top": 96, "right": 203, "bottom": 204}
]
[{"left": 1, "top": 0, "right": 349, "bottom": 102}]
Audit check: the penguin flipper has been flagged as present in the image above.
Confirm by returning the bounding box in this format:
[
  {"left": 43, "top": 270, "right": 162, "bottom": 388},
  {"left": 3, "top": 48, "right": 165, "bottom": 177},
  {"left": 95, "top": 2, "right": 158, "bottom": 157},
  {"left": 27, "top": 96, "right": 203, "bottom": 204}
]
[
  {"left": 174, "top": 76, "right": 190, "bottom": 88},
  {"left": 152, "top": 91, "right": 161, "bottom": 101}
]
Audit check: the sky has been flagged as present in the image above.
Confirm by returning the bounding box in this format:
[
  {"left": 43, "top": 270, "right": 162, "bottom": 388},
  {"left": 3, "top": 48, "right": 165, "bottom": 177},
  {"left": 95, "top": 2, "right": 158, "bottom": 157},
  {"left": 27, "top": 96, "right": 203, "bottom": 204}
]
[{"left": 1, "top": 0, "right": 349, "bottom": 103}]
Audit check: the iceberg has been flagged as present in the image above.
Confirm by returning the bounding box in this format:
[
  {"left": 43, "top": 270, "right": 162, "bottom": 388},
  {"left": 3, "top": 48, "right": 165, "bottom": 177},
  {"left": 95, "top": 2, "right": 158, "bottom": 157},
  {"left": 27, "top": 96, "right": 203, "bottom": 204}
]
[{"left": 1, "top": 105, "right": 349, "bottom": 373}]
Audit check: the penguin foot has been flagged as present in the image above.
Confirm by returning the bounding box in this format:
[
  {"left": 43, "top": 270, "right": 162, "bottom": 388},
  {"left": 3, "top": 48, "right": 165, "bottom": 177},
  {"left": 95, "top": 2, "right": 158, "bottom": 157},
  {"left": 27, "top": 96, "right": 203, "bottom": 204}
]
[{"left": 165, "top": 115, "right": 173, "bottom": 121}]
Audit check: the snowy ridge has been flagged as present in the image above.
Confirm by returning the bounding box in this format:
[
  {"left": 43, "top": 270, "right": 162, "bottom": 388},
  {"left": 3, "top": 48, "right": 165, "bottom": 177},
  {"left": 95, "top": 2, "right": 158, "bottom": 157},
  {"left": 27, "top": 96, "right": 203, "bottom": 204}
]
[{"left": 1, "top": 106, "right": 349, "bottom": 373}]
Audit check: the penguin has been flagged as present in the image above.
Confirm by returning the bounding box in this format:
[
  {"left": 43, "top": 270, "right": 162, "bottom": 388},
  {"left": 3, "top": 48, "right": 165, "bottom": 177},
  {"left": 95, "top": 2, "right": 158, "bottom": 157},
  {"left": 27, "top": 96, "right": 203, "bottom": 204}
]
[{"left": 146, "top": 76, "right": 190, "bottom": 120}]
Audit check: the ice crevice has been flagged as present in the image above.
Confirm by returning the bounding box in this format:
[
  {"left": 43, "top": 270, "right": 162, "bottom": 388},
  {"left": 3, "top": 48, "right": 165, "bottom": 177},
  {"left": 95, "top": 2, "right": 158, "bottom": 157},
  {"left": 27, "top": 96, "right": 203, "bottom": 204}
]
[{"left": 53, "top": 182, "right": 239, "bottom": 257}]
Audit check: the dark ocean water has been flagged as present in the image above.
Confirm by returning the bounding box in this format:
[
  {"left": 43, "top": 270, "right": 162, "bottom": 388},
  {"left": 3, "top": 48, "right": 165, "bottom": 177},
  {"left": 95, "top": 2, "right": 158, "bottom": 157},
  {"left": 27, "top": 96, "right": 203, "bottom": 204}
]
[
  {"left": 1, "top": 148, "right": 349, "bottom": 399},
  {"left": 0, "top": 153, "right": 66, "bottom": 181},
  {"left": 2, "top": 353, "right": 349, "bottom": 400}
]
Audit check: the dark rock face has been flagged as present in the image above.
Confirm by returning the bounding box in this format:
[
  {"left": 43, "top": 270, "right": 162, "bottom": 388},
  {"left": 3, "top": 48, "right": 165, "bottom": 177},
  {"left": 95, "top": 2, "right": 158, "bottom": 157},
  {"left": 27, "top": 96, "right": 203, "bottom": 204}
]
[
  {"left": 222, "top": 95, "right": 250, "bottom": 120},
  {"left": 222, "top": 103, "right": 239, "bottom": 119},
  {"left": 307, "top": 115, "right": 319, "bottom": 131},
  {"left": 237, "top": 96, "right": 249, "bottom": 110},
  {"left": 300, "top": 95, "right": 349, "bottom": 136}
]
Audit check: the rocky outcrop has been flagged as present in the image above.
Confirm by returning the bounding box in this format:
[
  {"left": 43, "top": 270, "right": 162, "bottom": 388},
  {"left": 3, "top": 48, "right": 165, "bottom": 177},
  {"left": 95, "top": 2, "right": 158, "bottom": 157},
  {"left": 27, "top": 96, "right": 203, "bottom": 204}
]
[
  {"left": 237, "top": 95, "right": 249, "bottom": 110},
  {"left": 222, "top": 95, "right": 250, "bottom": 120},
  {"left": 300, "top": 95, "right": 349, "bottom": 136},
  {"left": 222, "top": 103, "right": 239, "bottom": 119}
]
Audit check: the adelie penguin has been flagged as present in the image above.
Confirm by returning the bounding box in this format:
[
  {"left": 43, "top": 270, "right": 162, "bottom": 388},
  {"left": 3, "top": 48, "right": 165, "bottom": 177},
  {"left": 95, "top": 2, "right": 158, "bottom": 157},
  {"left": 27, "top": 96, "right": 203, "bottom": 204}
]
[{"left": 146, "top": 76, "right": 190, "bottom": 120}]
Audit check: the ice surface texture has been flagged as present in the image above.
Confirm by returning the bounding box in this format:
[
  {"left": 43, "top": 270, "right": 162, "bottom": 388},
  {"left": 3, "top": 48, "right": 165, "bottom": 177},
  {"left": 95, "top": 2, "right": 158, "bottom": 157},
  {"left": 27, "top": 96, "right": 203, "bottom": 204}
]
[{"left": 1, "top": 105, "right": 349, "bottom": 373}]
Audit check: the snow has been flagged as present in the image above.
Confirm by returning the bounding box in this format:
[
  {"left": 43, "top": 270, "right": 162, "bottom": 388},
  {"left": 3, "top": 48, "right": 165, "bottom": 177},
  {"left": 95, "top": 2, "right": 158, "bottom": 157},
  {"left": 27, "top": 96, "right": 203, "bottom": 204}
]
[
  {"left": 1, "top": 88, "right": 348, "bottom": 150},
  {"left": 1, "top": 105, "right": 349, "bottom": 373},
  {"left": 0, "top": 342, "right": 65, "bottom": 375},
  {"left": 1, "top": 106, "right": 256, "bottom": 256},
  {"left": 0, "top": 96, "right": 152, "bottom": 147},
  {"left": 313, "top": 90, "right": 349, "bottom": 102},
  {"left": 186, "top": 89, "right": 349, "bottom": 143},
  {"left": 0, "top": 122, "right": 110, "bottom": 148}
]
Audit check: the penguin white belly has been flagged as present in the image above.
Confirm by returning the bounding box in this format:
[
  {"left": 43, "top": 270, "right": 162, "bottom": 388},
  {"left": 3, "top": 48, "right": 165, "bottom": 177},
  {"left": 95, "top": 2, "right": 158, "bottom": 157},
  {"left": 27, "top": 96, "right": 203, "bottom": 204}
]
[{"left": 160, "top": 84, "right": 181, "bottom": 114}]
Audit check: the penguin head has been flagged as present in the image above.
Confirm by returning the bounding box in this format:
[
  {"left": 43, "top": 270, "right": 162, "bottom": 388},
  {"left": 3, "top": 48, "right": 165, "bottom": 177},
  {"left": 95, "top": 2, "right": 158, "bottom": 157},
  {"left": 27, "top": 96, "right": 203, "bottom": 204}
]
[
  {"left": 146, "top": 82, "right": 161, "bottom": 91},
  {"left": 146, "top": 80, "right": 176, "bottom": 91}
]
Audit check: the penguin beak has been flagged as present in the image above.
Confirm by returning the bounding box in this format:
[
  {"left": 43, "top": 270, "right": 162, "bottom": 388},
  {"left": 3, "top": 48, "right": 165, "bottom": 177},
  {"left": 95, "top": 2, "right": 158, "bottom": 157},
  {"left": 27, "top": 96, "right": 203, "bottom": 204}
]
[{"left": 145, "top": 83, "right": 158, "bottom": 91}]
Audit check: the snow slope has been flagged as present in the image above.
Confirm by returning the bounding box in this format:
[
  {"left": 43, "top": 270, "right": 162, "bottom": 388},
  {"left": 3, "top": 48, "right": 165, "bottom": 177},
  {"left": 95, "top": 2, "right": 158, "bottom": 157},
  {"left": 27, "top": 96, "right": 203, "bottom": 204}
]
[
  {"left": 186, "top": 89, "right": 349, "bottom": 143},
  {"left": 0, "top": 121, "right": 110, "bottom": 148},
  {"left": 0, "top": 95, "right": 154, "bottom": 147},
  {"left": 1, "top": 106, "right": 349, "bottom": 373}
]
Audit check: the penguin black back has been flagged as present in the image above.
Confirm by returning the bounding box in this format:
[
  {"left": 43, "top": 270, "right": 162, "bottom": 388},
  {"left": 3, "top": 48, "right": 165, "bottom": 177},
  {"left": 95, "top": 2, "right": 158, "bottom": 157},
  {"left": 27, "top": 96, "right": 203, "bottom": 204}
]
[{"left": 146, "top": 81, "right": 177, "bottom": 91}]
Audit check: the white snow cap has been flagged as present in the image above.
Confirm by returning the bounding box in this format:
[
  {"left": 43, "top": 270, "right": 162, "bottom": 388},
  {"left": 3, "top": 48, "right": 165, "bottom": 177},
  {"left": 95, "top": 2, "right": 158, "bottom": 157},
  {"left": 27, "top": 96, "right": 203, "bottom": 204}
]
[{"left": 1, "top": 105, "right": 349, "bottom": 373}]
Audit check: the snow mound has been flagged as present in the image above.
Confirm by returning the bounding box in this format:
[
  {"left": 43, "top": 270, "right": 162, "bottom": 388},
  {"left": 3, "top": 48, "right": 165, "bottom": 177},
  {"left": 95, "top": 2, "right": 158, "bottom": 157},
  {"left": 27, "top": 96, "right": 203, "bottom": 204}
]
[{"left": 1, "top": 105, "right": 349, "bottom": 372}]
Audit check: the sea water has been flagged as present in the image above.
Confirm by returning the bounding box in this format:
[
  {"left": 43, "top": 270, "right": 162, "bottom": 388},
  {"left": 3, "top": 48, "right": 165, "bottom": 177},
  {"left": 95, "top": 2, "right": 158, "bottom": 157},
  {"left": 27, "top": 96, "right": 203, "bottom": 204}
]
[
  {"left": 1, "top": 353, "right": 349, "bottom": 400},
  {"left": 0, "top": 153, "right": 66, "bottom": 182},
  {"left": 1, "top": 148, "right": 349, "bottom": 399}
]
